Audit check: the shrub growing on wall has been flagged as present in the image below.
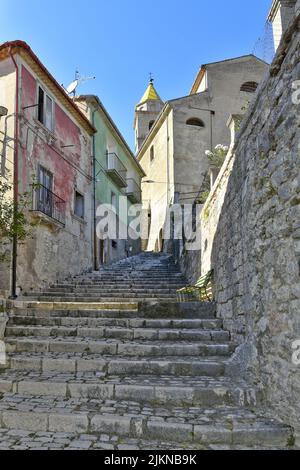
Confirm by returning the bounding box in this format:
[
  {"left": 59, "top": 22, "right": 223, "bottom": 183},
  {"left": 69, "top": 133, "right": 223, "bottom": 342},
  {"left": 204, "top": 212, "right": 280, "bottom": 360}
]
[{"left": 0, "top": 175, "right": 39, "bottom": 262}]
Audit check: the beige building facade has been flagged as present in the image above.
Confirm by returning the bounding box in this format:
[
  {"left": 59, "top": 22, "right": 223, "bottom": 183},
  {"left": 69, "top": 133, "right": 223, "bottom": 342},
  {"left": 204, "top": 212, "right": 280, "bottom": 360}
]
[
  {"left": 136, "top": 55, "right": 269, "bottom": 252},
  {"left": 268, "top": 0, "right": 297, "bottom": 50}
]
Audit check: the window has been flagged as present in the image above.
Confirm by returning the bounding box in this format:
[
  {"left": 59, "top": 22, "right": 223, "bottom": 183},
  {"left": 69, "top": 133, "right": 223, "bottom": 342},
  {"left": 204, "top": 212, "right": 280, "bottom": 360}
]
[
  {"left": 150, "top": 145, "right": 155, "bottom": 162},
  {"left": 240, "top": 81, "right": 258, "bottom": 93},
  {"left": 37, "top": 86, "right": 54, "bottom": 131},
  {"left": 149, "top": 120, "right": 155, "bottom": 131},
  {"left": 186, "top": 118, "right": 205, "bottom": 127},
  {"left": 38, "top": 165, "right": 53, "bottom": 217},
  {"left": 74, "top": 191, "right": 84, "bottom": 219},
  {"left": 111, "top": 192, "right": 117, "bottom": 209}
]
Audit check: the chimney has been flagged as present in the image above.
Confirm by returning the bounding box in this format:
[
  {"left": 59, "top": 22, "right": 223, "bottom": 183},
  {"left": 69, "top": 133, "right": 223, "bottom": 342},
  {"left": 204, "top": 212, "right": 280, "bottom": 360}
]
[{"left": 268, "top": 0, "right": 297, "bottom": 50}]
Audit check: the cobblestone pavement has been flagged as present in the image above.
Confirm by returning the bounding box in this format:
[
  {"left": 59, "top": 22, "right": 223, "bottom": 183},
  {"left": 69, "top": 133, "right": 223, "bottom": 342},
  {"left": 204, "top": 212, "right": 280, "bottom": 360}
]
[
  {"left": 0, "top": 253, "right": 295, "bottom": 449},
  {"left": 0, "top": 429, "right": 290, "bottom": 451}
]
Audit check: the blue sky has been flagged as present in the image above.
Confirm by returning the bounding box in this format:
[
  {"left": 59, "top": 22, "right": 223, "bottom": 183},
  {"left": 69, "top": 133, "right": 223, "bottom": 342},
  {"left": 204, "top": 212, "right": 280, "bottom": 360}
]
[{"left": 1, "top": 0, "right": 273, "bottom": 150}]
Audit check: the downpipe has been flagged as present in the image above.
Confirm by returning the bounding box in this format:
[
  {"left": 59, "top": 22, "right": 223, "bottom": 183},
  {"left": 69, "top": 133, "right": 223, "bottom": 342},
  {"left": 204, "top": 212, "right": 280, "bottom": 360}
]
[{"left": 9, "top": 47, "right": 19, "bottom": 299}]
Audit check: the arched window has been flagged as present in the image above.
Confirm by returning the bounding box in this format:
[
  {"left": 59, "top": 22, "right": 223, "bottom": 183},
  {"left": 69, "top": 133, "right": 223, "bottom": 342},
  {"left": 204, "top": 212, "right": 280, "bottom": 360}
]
[
  {"left": 186, "top": 118, "right": 205, "bottom": 127},
  {"left": 149, "top": 120, "right": 155, "bottom": 131},
  {"left": 240, "top": 81, "right": 258, "bottom": 93}
]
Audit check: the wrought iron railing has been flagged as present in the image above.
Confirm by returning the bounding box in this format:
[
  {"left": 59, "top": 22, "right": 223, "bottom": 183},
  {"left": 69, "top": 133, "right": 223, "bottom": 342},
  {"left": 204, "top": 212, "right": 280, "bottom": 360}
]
[
  {"left": 31, "top": 184, "right": 66, "bottom": 226},
  {"left": 106, "top": 152, "right": 127, "bottom": 187}
]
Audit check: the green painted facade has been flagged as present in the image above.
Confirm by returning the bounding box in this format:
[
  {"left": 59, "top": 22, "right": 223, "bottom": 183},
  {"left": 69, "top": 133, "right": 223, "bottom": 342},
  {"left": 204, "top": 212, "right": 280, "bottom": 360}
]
[{"left": 76, "top": 96, "right": 145, "bottom": 265}]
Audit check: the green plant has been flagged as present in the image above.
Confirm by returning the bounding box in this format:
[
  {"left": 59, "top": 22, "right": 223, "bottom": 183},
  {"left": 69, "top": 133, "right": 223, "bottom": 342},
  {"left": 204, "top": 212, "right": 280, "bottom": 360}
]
[
  {"left": 203, "top": 206, "right": 210, "bottom": 221},
  {"left": 241, "top": 99, "right": 250, "bottom": 112},
  {"left": 205, "top": 144, "right": 229, "bottom": 168},
  {"left": 287, "top": 434, "right": 295, "bottom": 448},
  {"left": 196, "top": 173, "right": 211, "bottom": 204},
  {"left": 0, "top": 173, "right": 40, "bottom": 263}
]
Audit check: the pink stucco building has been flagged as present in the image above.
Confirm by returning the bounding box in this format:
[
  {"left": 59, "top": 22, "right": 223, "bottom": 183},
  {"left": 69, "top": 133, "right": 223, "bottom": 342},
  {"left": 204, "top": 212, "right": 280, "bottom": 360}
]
[{"left": 0, "top": 41, "right": 96, "bottom": 296}]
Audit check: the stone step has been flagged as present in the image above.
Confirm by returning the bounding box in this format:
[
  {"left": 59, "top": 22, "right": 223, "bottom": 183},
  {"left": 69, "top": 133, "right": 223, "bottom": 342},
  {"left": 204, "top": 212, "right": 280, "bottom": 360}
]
[
  {"left": 0, "top": 395, "right": 292, "bottom": 448},
  {"left": 0, "top": 428, "right": 210, "bottom": 450},
  {"left": 0, "top": 372, "right": 260, "bottom": 407},
  {"left": 56, "top": 279, "right": 186, "bottom": 284},
  {"left": 8, "top": 316, "right": 223, "bottom": 330},
  {"left": 45, "top": 288, "right": 181, "bottom": 294},
  {"left": 72, "top": 273, "right": 185, "bottom": 279},
  {"left": 5, "top": 325, "right": 230, "bottom": 342},
  {"left": 10, "top": 301, "right": 216, "bottom": 319},
  {"left": 54, "top": 277, "right": 187, "bottom": 288},
  {"left": 27, "top": 289, "right": 180, "bottom": 296},
  {"left": 6, "top": 354, "right": 227, "bottom": 376},
  {"left": 10, "top": 301, "right": 138, "bottom": 311},
  {"left": 5, "top": 337, "right": 233, "bottom": 357},
  {"left": 69, "top": 280, "right": 184, "bottom": 284},
  {"left": 24, "top": 296, "right": 178, "bottom": 302}
]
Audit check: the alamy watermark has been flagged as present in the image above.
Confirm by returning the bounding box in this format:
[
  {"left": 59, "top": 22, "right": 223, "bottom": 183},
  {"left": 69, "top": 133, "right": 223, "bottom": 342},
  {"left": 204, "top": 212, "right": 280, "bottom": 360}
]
[{"left": 95, "top": 197, "right": 202, "bottom": 251}]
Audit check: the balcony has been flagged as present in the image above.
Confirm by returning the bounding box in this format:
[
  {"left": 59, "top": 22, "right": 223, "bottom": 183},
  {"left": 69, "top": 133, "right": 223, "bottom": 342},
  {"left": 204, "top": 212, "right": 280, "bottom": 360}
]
[
  {"left": 126, "top": 178, "right": 141, "bottom": 204},
  {"left": 31, "top": 184, "right": 66, "bottom": 226},
  {"left": 106, "top": 153, "right": 127, "bottom": 188}
]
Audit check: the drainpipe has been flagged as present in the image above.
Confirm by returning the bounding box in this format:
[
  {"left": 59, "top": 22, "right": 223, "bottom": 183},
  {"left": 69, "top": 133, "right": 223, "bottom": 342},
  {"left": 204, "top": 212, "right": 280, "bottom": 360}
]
[
  {"left": 9, "top": 47, "right": 19, "bottom": 299},
  {"left": 166, "top": 115, "right": 170, "bottom": 205},
  {"left": 92, "top": 109, "right": 98, "bottom": 271}
]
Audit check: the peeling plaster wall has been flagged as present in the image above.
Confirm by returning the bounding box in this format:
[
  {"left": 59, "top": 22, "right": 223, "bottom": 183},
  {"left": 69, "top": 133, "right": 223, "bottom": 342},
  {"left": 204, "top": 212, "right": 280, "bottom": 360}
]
[{"left": 1, "top": 57, "right": 94, "bottom": 294}]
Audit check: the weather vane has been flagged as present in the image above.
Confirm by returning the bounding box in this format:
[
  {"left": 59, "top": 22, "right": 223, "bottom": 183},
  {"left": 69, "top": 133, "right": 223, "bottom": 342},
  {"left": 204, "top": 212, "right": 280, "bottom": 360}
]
[{"left": 149, "top": 72, "right": 154, "bottom": 83}]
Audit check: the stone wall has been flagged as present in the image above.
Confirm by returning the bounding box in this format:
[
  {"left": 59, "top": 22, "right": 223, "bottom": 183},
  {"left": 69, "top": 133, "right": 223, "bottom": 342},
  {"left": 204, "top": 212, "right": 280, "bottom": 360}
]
[
  {"left": 178, "top": 9, "right": 300, "bottom": 438},
  {"left": 209, "top": 14, "right": 300, "bottom": 436}
]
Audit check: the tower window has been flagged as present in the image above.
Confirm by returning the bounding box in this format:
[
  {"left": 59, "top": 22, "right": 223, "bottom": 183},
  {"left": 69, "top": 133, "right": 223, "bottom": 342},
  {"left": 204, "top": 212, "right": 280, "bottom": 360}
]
[
  {"left": 150, "top": 145, "right": 155, "bottom": 162},
  {"left": 240, "top": 81, "right": 258, "bottom": 93},
  {"left": 186, "top": 118, "right": 205, "bottom": 127},
  {"left": 149, "top": 120, "right": 155, "bottom": 131}
]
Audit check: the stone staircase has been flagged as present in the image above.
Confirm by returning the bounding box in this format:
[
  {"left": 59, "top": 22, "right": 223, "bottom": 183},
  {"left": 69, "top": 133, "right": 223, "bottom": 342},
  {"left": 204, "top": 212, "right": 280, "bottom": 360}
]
[
  {"left": 0, "top": 253, "right": 294, "bottom": 450},
  {"left": 23, "top": 252, "right": 187, "bottom": 303}
]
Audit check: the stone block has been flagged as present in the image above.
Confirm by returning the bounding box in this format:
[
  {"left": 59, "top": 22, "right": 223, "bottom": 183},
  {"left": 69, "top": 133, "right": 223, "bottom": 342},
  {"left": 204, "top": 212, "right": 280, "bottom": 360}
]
[
  {"left": 18, "top": 381, "right": 67, "bottom": 397},
  {"left": 2, "top": 411, "right": 48, "bottom": 432},
  {"left": 90, "top": 415, "right": 131, "bottom": 436},
  {"left": 49, "top": 413, "right": 88, "bottom": 433},
  {"left": 68, "top": 383, "right": 114, "bottom": 400},
  {"left": 146, "top": 421, "right": 193, "bottom": 443},
  {"left": 194, "top": 425, "right": 232, "bottom": 444}
]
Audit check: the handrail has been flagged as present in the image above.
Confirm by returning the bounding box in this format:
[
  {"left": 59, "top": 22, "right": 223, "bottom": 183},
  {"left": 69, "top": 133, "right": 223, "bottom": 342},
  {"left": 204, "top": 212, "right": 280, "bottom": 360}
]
[{"left": 31, "top": 184, "right": 66, "bottom": 225}]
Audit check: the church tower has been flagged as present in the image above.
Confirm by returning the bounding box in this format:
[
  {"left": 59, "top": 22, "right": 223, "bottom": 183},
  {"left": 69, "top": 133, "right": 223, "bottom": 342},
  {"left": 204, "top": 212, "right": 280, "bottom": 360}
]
[{"left": 134, "top": 79, "right": 164, "bottom": 153}]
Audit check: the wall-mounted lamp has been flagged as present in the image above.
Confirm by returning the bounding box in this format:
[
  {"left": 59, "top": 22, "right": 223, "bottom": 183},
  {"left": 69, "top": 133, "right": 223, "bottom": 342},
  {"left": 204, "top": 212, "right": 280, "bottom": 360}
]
[
  {"left": 61, "top": 144, "right": 75, "bottom": 149},
  {"left": 0, "top": 106, "right": 8, "bottom": 118}
]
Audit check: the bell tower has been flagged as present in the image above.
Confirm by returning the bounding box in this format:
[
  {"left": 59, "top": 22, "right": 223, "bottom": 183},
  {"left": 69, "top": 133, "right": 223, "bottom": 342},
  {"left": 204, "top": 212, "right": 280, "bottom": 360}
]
[{"left": 134, "top": 78, "right": 164, "bottom": 153}]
